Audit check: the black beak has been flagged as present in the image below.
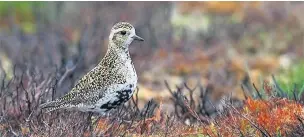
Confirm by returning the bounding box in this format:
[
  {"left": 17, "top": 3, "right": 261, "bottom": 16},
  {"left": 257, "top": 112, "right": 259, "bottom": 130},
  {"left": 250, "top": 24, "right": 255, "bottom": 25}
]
[{"left": 132, "top": 35, "right": 144, "bottom": 41}]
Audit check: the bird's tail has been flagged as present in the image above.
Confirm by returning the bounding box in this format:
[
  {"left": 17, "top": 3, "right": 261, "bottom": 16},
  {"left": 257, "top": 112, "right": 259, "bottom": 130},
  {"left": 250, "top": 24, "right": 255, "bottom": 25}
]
[{"left": 39, "top": 99, "right": 64, "bottom": 113}]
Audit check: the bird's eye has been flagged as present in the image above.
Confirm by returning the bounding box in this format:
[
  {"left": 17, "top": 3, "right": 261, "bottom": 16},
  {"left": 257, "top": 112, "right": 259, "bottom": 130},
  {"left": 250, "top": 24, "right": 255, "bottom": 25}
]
[{"left": 120, "top": 31, "right": 126, "bottom": 35}]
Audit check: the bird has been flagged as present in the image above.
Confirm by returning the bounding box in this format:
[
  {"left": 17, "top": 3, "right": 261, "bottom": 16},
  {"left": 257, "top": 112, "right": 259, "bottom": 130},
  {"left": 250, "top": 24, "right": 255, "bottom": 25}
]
[{"left": 40, "top": 22, "right": 144, "bottom": 114}]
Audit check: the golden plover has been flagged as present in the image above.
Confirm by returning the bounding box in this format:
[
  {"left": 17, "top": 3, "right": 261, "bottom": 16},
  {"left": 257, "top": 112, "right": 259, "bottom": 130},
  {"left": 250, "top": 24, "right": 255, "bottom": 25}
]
[{"left": 40, "top": 22, "right": 144, "bottom": 114}]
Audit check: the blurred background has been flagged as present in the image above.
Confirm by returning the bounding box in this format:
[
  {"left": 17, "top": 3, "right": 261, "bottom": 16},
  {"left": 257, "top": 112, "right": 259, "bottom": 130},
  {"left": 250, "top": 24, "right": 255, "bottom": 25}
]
[{"left": 0, "top": 1, "right": 303, "bottom": 113}]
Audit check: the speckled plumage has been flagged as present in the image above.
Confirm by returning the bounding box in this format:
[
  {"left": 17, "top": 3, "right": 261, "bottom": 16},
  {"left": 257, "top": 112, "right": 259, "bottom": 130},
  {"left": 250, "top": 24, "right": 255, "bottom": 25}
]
[{"left": 40, "top": 22, "right": 144, "bottom": 113}]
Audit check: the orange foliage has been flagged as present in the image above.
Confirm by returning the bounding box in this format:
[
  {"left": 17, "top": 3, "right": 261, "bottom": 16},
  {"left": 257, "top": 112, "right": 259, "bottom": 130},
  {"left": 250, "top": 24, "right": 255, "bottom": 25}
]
[
  {"left": 136, "top": 101, "right": 164, "bottom": 135},
  {"left": 203, "top": 98, "right": 304, "bottom": 136},
  {"left": 77, "top": 97, "right": 304, "bottom": 136},
  {"left": 246, "top": 98, "right": 303, "bottom": 134}
]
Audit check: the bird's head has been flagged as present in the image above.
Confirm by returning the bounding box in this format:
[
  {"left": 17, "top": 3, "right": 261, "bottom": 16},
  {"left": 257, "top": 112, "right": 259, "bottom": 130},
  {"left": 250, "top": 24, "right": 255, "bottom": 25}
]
[{"left": 109, "top": 22, "right": 144, "bottom": 50}]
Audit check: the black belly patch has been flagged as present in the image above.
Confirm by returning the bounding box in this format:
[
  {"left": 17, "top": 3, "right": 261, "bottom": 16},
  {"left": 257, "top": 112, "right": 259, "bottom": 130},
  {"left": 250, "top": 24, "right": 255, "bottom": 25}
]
[{"left": 100, "top": 89, "right": 133, "bottom": 111}]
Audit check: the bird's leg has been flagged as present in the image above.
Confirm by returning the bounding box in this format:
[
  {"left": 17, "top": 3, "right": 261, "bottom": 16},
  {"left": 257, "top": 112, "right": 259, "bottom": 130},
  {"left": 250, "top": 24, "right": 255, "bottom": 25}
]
[{"left": 86, "top": 112, "right": 93, "bottom": 136}]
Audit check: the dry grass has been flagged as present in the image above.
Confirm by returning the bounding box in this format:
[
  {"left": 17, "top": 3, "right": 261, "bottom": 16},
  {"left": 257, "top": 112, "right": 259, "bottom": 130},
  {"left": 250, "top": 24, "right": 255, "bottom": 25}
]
[{"left": 1, "top": 64, "right": 304, "bottom": 137}]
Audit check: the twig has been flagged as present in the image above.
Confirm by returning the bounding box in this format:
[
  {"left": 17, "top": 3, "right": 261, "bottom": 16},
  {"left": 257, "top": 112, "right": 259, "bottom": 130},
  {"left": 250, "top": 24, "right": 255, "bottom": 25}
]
[
  {"left": 295, "top": 114, "right": 304, "bottom": 129},
  {"left": 183, "top": 97, "right": 205, "bottom": 124},
  {"left": 253, "top": 83, "right": 263, "bottom": 99},
  {"left": 271, "top": 75, "right": 287, "bottom": 97},
  {"left": 131, "top": 87, "right": 140, "bottom": 114},
  {"left": 58, "top": 64, "right": 76, "bottom": 87},
  {"left": 184, "top": 82, "right": 197, "bottom": 110},
  {"left": 227, "top": 103, "right": 271, "bottom": 137}
]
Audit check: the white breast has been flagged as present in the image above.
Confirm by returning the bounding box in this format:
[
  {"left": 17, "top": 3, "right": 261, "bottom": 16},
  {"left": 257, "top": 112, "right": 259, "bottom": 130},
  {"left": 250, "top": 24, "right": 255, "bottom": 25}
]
[
  {"left": 125, "top": 60, "right": 137, "bottom": 84},
  {"left": 91, "top": 59, "right": 137, "bottom": 114}
]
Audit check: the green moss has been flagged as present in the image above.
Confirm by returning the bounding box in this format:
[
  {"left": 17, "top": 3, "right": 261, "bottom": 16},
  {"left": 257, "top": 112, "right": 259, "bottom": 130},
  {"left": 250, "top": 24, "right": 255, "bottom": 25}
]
[{"left": 276, "top": 61, "right": 304, "bottom": 99}]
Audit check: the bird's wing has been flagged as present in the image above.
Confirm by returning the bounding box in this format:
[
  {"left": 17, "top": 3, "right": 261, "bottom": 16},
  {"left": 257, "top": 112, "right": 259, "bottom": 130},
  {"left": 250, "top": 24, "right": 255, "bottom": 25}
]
[
  {"left": 70, "top": 65, "right": 108, "bottom": 93},
  {"left": 39, "top": 89, "right": 103, "bottom": 112},
  {"left": 40, "top": 66, "right": 107, "bottom": 112},
  {"left": 40, "top": 64, "right": 112, "bottom": 112}
]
